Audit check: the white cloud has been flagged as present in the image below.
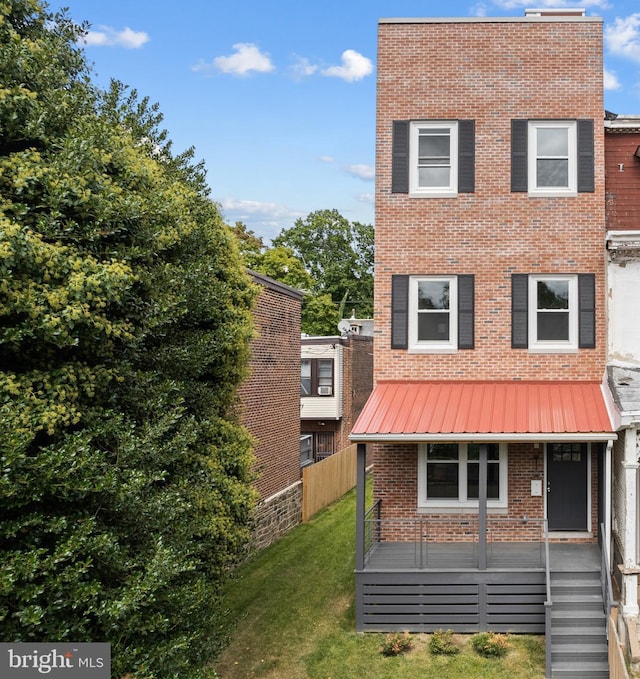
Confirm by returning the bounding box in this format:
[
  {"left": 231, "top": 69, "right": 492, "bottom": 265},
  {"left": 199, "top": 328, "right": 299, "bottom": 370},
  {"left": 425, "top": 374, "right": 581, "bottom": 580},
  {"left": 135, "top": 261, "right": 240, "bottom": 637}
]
[
  {"left": 83, "top": 26, "right": 149, "bottom": 49},
  {"left": 194, "top": 43, "right": 274, "bottom": 76},
  {"left": 221, "top": 198, "right": 305, "bottom": 243},
  {"left": 290, "top": 56, "right": 318, "bottom": 80},
  {"left": 346, "top": 164, "right": 375, "bottom": 181},
  {"left": 471, "top": 3, "right": 489, "bottom": 17},
  {"left": 605, "top": 14, "right": 640, "bottom": 62},
  {"left": 321, "top": 50, "right": 374, "bottom": 82},
  {"left": 357, "top": 193, "right": 375, "bottom": 205},
  {"left": 319, "top": 156, "right": 335, "bottom": 163},
  {"left": 604, "top": 68, "right": 621, "bottom": 90},
  {"left": 221, "top": 198, "right": 304, "bottom": 222}
]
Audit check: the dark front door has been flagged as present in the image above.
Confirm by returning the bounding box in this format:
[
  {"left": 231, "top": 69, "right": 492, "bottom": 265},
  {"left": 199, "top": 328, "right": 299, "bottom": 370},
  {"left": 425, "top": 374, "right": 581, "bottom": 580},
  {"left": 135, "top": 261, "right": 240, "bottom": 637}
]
[{"left": 547, "top": 443, "right": 588, "bottom": 531}]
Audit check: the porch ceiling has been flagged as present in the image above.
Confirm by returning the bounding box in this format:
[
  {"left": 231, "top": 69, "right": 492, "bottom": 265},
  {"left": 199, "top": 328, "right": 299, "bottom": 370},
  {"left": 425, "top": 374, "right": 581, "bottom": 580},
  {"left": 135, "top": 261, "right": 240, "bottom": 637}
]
[{"left": 350, "top": 381, "right": 617, "bottom": 442}]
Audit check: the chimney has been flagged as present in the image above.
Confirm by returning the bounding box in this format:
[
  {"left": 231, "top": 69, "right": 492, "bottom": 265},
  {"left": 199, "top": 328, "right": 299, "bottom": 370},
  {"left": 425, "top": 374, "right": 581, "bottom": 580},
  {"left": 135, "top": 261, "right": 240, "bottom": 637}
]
[{"left": 525, "top": 8, "right": 586, "bottom": 16}]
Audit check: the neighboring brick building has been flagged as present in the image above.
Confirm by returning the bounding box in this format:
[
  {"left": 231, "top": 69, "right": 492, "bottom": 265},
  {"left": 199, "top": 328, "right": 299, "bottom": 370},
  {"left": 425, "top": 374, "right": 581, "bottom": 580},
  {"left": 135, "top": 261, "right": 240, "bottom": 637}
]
[
  {"left": 604, "top": 115, "right": 640, "bottom": 639},
  {"left": 350, "top": 11, "right": 617, "bottom": 659},
  {"left": 300, "top": 331, "right": 373, "bottom": 464},
  {"left": 238, "top": 271, "right": 303, "bottom": 551}
]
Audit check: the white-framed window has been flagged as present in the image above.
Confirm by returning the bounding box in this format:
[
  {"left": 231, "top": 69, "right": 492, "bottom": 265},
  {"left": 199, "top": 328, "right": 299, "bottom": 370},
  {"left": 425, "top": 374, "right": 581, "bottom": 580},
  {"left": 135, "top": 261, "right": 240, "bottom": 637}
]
[
  {"left": 418, "top": 442, "right": 508, "bottom": 508},
  {"left": 300, "top": 358, "right": 334, "bottom": 396},
  {"left": 528, "top": 275, "right": 578, "bottom": 352},
  {"left": 410, "top": 121, "right": 458, "bottom": 196},
  {"left": 528, "top": 121, "right": 577, "bottom": 195},
  {"left": 408, "top": 275, "right": 458, "bottom": 353}
]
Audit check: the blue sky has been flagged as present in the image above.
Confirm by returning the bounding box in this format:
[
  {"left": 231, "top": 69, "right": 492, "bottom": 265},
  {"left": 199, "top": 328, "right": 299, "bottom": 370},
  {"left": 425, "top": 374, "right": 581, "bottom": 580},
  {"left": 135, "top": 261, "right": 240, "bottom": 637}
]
[{"left": 46, "top": 0, "right": 640, "bottom": 243}]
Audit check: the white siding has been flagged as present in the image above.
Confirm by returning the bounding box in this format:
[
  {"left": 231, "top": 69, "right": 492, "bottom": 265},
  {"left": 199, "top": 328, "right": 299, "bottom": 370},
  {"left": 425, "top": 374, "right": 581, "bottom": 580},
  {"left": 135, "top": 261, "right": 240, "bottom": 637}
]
[{"left": 300, "top": 343, "right": 343, "bottom": 420}]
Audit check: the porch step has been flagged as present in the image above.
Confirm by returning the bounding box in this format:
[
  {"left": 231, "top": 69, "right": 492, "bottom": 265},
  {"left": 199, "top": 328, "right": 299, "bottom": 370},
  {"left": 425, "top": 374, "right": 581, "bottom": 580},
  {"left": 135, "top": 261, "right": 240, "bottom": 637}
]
[
  {"left": 550, "top": 569, "right": 609, "bottom": 679},
  {"left": 551, "top": 661, "right": 610, "bottom": 678}
]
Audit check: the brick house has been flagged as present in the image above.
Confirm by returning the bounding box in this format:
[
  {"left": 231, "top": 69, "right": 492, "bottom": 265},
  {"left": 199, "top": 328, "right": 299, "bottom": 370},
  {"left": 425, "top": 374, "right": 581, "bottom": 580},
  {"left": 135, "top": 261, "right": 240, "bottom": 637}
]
[
  {"left": 604, "top": 115, "right": 640, "bottom": 642},
  {"left": 238, "top": 271, "right": 303, "bottom": 551},
  {"left": 301, "top": 329, "right": 373, "bottom": 465},
  {"left": 349, "top": 10, "right": 617, "bottom": 674}
]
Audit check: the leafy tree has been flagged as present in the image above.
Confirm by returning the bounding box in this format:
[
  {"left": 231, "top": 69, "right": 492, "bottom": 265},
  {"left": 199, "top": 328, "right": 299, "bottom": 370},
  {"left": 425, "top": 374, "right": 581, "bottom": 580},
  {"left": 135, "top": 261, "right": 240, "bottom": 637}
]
[
  {"left": 272, "top": 208, "right": 374, "bottom": 320},
  {"left": 0, "top": 2, "right": 256, "bottom": 677},
  {"left": 231, "top": 221, "right": 265, "bottom": 270}
]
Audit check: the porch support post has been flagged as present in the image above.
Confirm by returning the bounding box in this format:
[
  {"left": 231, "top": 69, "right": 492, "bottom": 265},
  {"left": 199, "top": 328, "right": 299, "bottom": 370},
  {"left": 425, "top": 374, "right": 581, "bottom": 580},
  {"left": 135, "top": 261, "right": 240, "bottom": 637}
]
[
  {"left": 478, "top": 443, "right": 488, "bottom": 571},
  {"left": 623, "top": 427, "right": 639, "bottom": 617},
  {"left": 355, "top": 442, "right": 367, "bottom": 571}
]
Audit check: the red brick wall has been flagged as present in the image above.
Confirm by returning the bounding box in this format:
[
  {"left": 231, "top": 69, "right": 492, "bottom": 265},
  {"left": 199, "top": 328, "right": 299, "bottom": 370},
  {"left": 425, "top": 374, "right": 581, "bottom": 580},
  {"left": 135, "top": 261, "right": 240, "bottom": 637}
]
[
  {"left": 238, "top": 274, "right": 302, "bottom": 501},
  {"left": 371, "top": 17, "right": 604, "bottom": 545},
  {"left": 373, "top": 442, "right": 599, "bottom": 542},
  {"left": 375, "top": 17, "right": 605, "bottom": 382},
  {"left": 605, "top": 129, "right": 640, "bottom": 231},
  {"left": 339, "top": 335, "right": 373, "bottom": 452}
]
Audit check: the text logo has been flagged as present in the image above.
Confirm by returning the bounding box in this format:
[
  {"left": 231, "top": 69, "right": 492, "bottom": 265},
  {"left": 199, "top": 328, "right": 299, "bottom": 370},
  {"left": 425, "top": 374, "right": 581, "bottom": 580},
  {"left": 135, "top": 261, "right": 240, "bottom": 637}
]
[{"left": 1, "top": 643, "right": 110, "bottom": 678}]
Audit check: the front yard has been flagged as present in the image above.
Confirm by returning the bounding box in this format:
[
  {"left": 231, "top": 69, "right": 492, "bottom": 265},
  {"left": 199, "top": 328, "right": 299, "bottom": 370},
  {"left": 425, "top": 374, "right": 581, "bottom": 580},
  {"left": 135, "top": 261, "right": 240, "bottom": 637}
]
[{"left": 213, "top": 485, "right": 545, "bottom": 678}]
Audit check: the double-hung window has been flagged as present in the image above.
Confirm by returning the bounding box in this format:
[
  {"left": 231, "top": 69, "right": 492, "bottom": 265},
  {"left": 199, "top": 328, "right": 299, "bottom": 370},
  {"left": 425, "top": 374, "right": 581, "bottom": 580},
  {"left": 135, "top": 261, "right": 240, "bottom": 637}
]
[
  {"left": 391, "top": 274, "right": 475, "bottom": 352},
  {"left": 531, "top": 276, "right": 576, "bottom": 348},
  {"left": 529, "top": 121, "right": 576, "bottom": 194},
  {"left": 418, "top": 442, "right": 507, "bottom": 508},
  {"left": 300, "top": 358, "right": 334, "bottom": 396},
  {"left": 511, "top": 119, "right": 594, "bottom": 194},
  {"left": 411, "top": 122, "right": 458, "bottom": 195},
  {"left": 409, "top": 276, "right": 457, "bottom": 351},
  {"left": 512, "top": 273, "right": 595, "bottom": 351},
  {"left": 392, "top": 119, "right": 475, "bottom": 195}
]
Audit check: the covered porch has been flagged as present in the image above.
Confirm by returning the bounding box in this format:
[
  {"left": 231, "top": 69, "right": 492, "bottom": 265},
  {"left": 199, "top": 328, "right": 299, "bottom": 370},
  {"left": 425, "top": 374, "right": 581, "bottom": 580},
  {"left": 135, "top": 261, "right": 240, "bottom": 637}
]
[{"left": 350, "top": 380, "right": 618, "bottom": 634}]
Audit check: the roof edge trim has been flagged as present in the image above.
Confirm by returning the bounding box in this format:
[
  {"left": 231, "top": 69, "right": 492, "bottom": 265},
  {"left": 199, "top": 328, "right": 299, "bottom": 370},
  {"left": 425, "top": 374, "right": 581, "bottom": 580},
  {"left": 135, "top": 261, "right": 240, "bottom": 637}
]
[{"left": 349, "top": 432, "right": 617, "bottom": 443}]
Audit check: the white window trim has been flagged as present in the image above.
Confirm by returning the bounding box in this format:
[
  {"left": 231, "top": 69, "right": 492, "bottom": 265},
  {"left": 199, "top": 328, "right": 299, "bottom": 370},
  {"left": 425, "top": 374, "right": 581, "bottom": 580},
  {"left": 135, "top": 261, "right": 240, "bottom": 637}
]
[
  {"left": 409, "top": 120, "right": 458, "bottom": 197},
  {"left": 408, "top": 275, "right": 458, "bottom": 354},
  {"left": 417, "top": 443, "right": 508, "bottom": 509},
  {"left": 527, "top": 121, "right": 577, "bottom": 196},
  {"left": 528, "top": 274, "right": 578, "bottom": 353}
]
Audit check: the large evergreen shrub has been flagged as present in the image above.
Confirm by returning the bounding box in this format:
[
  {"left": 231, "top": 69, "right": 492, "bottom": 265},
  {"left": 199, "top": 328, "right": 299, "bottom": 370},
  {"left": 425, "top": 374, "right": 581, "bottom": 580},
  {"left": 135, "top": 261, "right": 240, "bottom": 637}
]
[{"left": 0, "top": 2, "right": 257, "bottom": 676}]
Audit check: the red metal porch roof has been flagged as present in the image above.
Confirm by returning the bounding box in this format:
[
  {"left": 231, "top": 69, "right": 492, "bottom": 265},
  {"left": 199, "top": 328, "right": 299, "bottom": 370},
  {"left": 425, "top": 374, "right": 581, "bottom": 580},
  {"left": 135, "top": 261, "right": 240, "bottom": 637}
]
[{"left": 350, "top": 381, "right": 616, "bottom": 442}]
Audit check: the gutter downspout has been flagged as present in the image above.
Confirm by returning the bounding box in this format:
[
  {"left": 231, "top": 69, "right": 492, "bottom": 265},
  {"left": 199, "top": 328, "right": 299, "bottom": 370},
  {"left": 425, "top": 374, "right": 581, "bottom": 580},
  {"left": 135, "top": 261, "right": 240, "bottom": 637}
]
[
  {"left": 605, "top": 438, "right": 612, "bottom": 557},
  {"left": 622, "top": 426, "right": 640, "bottom": 617}
]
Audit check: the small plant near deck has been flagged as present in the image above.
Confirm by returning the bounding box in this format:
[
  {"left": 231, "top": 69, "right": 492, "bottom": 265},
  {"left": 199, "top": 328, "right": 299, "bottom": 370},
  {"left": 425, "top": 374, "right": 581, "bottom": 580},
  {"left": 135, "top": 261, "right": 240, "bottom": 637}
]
[
  {"left": 428, "top": 629, "right": 460, "bottom": 656},
  {"left": 380, "top": 632, "right": 414, "bottom": 656},
  {"left": 470, "top": 631, "right": 511, "bottom": 658}
]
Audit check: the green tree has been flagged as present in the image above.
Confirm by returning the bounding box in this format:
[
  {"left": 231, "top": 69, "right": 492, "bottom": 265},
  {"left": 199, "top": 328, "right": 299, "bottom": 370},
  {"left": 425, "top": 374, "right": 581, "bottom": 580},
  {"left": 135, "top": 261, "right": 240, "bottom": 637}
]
[
  {"left": 272, "top": 208, "right": 374, "bottom": 320},
  {"left": 0, "top": 2, "right": 256, "bottom": 677}
]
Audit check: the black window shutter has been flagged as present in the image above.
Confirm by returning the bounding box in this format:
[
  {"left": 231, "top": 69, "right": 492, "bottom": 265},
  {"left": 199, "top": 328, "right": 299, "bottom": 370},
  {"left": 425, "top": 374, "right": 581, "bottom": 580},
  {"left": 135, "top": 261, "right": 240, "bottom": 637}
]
[
  {"left": 512, "top": 274, "right": 529, "bottom": 348},
  {"left": 391, "top": 275, "right": 409, "bottom": 349},
  {"left": 578, "top": 273, "right": 596, "bottom": 348},
  {"left": 458, "top": 274, "right": 475, "bottom": 349},
  {"left": 391, "top": 121, "right": 409, "bottom": 194},
  {"left": 511, "top": 120, "right": 528, "bottom": 192},
  {"left": 577, "top": 119, "right": 594, "bottom": 193},
  {"left": 458, "top": 120, "right": 475, "bottom": 193}
]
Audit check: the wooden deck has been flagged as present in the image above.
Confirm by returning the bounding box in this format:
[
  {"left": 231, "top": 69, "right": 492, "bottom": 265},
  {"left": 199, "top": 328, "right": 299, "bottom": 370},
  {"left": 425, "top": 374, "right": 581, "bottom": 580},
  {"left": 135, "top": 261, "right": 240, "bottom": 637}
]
[
  {"left": 356, "top": 543, "right": 602, "bottom": 633},
  {"left": 363, "top": 540, "right": 600, "bottom": 571}
]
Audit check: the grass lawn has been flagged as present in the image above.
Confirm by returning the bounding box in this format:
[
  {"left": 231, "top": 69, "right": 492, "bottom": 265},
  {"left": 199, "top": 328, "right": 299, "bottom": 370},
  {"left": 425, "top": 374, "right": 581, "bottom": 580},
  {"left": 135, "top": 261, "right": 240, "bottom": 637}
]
[{"left": 213, "top": 484, "right": 546, "bottom": 679}]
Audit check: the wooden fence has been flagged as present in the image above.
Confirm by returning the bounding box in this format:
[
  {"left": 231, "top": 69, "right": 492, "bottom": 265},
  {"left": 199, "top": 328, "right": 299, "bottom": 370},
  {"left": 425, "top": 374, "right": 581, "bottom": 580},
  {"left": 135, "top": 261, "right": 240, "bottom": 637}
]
[
  {"left": 609, "top": 607, "right": 631, "bottom": 679},
  {"left": 302, "top": 443, "right": 357, "bottom": 522}
]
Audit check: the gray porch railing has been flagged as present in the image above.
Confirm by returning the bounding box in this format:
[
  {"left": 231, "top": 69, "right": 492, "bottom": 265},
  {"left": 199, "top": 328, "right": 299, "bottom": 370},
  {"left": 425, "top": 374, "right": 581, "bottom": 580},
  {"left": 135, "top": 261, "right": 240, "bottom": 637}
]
[
  {"left": 363, "top": 504, "right": 546, "bottom": 569},
  {"left": 600, "top": 522, "right": 618, "bottom": 639},
  {"left": 543, "top": 519, "right": 552, "bottom": 679}
]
